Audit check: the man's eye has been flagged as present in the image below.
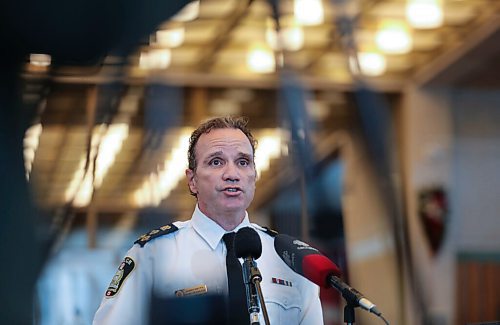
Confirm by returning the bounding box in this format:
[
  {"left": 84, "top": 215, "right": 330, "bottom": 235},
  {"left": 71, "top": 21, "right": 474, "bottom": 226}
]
[
  {"left": 210, "top": 159, "right": 223, "bottom": 166},
  {"left": 238, "top": 160, "right": 249, "bottom": 166}
]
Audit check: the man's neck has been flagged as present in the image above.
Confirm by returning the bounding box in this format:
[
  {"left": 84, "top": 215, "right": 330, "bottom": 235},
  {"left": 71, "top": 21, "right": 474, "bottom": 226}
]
[
  {"left": 197, "top": 205, "right": 245, "bottom": 231},
  {"left": 219, "top": 216, "right": 245, "bottom": 231}
]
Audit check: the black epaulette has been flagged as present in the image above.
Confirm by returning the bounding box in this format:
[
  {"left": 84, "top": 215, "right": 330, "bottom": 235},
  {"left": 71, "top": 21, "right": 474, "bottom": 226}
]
[{"left": 134, "top": 224, "right": 179, "bottom": 247}]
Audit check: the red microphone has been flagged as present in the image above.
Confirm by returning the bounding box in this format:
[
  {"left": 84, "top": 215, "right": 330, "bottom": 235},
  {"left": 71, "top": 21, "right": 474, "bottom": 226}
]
[
  {"left": 302, "top": 254, "right": 341, "bottom": 288},
  {"left": 274, "top": 234, "right": 381, "bottom": 316}
]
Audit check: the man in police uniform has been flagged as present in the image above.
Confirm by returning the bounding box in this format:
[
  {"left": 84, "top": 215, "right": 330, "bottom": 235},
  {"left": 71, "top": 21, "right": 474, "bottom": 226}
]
[{"left": 93, "top": 116, "right": 323, "bottom": 324}]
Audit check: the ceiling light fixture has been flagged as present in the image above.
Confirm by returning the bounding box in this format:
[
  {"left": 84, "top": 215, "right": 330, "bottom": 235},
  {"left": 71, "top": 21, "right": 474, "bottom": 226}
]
[
  {"left": 29, "top": 53, "right": 51, "bottom": 67},
  {"left": 294, "top": 0, "right": 324, "bottom": 26},
  {"left": 139, "top": 49, "right": 172, "bottom": 70},
  {"left": 23, "top": 123, "right": 43, "bottom": 180},
  {"left": 375, "top": 21, "right": 413, "bottom": 54},
  {"left": 65, "top": 123, "right": 129, "bottom": 207},
  {"left": 155, "top": 27, "right": 185, "bottom": 48},
  {"left": 349, "top": 52, "right": 387, "bottom": 76},
  {"left": 172, "top": 0, "right": 200, "bottom": 22},
  {"left": 247, "top": 45, "right": 275, "bottom": 74},
  {"left": 406, "top": 0, "right": 443, "bottom": 29},
  {"left": 254, "top": 130, "right": 283, "bottom": 175},
  {"left": 266, "top": 17, "right": 304, "bottom": 51},
  {"left": 134, "top": 129, "right": 192, "bottom": 207}
]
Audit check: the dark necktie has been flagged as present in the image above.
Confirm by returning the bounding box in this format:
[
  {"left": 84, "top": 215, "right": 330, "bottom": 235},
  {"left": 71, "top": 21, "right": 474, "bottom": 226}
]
[{"left": 222, "top": 232, "right": 248, "bottom": 324}]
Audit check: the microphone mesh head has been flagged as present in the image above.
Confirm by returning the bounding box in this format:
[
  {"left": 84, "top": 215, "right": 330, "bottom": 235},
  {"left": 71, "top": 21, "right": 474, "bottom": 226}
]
[
  {"left": 234, "top": 227, "right": 262, "bottom": 259},
  {"left": 302, "top": 254, "right": 341, "bottom": 288}
]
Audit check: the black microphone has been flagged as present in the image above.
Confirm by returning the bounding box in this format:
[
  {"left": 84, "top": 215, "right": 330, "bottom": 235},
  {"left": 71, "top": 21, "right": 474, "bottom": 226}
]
[
  {"left": 234, "top": 227, "right": 264, "bottom": 325},
  {"left": 274, "top": 234, "right": 382, "bottom": 316}
]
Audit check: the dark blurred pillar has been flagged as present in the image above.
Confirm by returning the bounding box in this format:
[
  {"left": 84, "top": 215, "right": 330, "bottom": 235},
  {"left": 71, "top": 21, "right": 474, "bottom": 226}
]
[{"left": 0, "top": 61, "right": 41, "bottom": 323}]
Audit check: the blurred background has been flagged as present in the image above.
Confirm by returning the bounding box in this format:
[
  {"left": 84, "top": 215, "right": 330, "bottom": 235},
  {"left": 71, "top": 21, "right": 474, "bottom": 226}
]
[{"left": 1, "top": 0, "right": 499, "bottom": 324}]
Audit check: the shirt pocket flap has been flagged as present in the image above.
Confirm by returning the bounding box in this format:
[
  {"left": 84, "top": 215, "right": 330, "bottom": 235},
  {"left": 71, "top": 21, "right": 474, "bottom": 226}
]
[{"left": 264, "top": 284, "right": 302, "bottom": 310}]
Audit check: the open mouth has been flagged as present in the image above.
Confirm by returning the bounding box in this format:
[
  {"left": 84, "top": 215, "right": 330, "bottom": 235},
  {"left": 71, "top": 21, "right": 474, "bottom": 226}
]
[{"left": 223, "top": 187, "right": 241, "bottom": 193}]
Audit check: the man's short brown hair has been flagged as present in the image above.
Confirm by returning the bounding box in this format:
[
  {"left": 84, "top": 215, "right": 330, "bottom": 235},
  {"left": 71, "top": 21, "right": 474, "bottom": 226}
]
[{"left": 187, "top": 116, "right": 257, "bottom": 171}]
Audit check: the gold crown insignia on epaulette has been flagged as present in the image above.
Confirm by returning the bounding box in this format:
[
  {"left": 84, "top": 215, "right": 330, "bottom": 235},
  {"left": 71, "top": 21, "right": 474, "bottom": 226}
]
[
  {"left": 134, "top": 224, "right": 179, "bottom": 247},
  {"left": 262, "top": 226, "right": 279, "bottom": 237}
]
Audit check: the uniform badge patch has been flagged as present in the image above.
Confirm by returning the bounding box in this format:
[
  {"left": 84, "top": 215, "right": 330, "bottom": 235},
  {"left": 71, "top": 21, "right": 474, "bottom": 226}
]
[{"left": 105, "top": 257, "right": 135, "bottom": 298}]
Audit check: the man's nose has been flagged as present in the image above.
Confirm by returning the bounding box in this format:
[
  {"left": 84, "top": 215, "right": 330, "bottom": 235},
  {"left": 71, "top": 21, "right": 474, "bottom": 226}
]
[{"left": 222, "top": 162, "right": 240, "bottom": 182}]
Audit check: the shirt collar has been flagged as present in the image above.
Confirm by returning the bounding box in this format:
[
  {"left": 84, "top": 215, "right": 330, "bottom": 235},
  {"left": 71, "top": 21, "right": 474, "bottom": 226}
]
[{"left": 191, "top": 204, "right": 251, "bottom": 250}]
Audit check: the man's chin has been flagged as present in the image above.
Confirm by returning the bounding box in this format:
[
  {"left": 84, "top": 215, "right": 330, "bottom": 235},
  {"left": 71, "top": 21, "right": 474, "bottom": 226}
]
[
  {"left": 220, "top": 204, "right": 245, "bottom": 213},
  {"left": 219, "top": 201, "right": 248, "bottom": 214}
]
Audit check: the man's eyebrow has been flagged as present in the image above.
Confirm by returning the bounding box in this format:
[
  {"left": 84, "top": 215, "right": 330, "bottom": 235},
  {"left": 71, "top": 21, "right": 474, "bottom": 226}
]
[
  {"left": 237, "top": 152, "right": 253, "bottom": 160},
  {"left": 204, "top": 151, "right": 224, "bottom": 161},
  {"left": 203, "top": 151, "right": 253, "bottom": 162}
]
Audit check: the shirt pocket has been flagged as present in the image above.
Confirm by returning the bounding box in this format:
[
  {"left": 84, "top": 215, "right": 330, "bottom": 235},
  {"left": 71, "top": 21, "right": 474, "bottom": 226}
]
[{"left": 263, "top": 285, "right": 302, "bottom": 324}]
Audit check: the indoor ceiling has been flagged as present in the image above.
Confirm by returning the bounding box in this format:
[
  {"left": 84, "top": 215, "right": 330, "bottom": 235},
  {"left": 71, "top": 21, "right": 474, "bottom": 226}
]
[
  {"left": 21, "top": 0, "right": 500, "bottom": 226},
  {"left": 24, "top": 0, "right": 500, "bottom": 88}
]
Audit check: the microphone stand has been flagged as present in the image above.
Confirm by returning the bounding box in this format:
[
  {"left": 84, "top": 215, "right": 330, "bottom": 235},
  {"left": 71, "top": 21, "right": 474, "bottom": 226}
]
[
  {"left": 252, "top": 272, "right": 270, "bottom": 325},
  {"left": 242, "top": 258, "right": 270, "bottom": 325},
  {"left": 344, "top": 303, "right": 356, "bottom": 325},
  {"left": 329, "top": 275, "right": 362, "bottom": 324},
  {"left": 328, "top": 276, "right": 390, "bottom": 325}
]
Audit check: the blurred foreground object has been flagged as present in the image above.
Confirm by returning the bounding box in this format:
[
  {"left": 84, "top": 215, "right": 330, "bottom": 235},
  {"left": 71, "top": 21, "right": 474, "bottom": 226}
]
[{"left": 0, "top": 0, "right": 190, "bottom": 322}]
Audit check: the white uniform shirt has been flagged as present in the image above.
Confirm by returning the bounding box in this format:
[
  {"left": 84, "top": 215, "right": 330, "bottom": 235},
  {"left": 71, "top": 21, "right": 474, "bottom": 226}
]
[{"left": 93, "top": 206, "right": 323, "bottom": 324}]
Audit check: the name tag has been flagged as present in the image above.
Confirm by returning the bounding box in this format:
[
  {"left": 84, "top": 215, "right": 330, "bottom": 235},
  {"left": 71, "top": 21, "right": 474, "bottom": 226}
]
[{"left": 175, "top": 284, "right": 208, "bottom": 297}]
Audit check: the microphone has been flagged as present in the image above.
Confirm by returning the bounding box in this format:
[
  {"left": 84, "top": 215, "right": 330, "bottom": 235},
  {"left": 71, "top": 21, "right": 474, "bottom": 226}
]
[
  {"left": 274, "top": 234, "right": 381, "bottom": 316},
  {"left": 234, "top": 227, "right": 262, "bottom": 261},
  {"left": 234, "top": 227, "right": 267, "bottom": 325}
]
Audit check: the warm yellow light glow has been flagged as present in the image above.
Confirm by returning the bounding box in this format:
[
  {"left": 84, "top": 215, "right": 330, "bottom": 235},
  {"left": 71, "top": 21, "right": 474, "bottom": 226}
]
[
  {"left": 93, "top": 124, "right": 129, "bottom": 187},
  {"left": 406, "top": 0, "right": 443, "bottom": 29},
  {"left": 29, "top": 54, "right": 51, "bottom": 67},
  {"left": 134, "top": 129, "right": 192, "bottom": 207},
  {"left": 156, "top": 27, "right": 185, "bottom": 48},
  {"left": 266, "top": 18, "right": 304, "bottom": 51},
  {"left": 139, "top": 52, "right": 149, "bottom": 69},
  {"left": 247, "top": 46, "right": 275, "bottom": 74},
  {"left": 375, "top": 22, "right": 412, "bottom": 54},
  {"left": 255, "top": 131, "right": 283, "bottom": 175},
  {"left": 139, "top": 49, "right": 172, "bottom": 70},
  {"left": 172, "top": 0, "right": 200, "bottom": 22},
  {"left": 294, "top": 0, "right": 324, "bottom": 26},
  {"left": 350, "top": 52, "right": 387, "bottom": 76},
  {"left": 65, "top": 123, "right": 129, "bottom": 207},
  {"left": 23, "top": 123, "right": 43, "bottom": 179}
]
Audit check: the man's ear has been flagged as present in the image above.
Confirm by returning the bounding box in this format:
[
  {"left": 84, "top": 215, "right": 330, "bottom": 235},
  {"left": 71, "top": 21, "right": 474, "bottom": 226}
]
[{"left": 185, "top": 169, "right": 197, "bottom": 194}]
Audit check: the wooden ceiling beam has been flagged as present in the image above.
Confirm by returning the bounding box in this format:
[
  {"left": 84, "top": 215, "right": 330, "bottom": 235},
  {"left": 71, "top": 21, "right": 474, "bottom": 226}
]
[
  {"left": 413, "top": 13, "right": 500, "bottom": 87},
  {"left": 196, "top": 0, "right": 255, "bottom": 71}
]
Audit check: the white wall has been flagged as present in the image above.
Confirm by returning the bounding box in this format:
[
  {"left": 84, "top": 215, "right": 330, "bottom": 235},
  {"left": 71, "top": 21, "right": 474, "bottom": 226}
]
[
  {"left": 451, "top": 89, "right": 500, "bottom": 252},
  {"left": 402, "top": 85, "right": 500, "bottom": 325}
]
